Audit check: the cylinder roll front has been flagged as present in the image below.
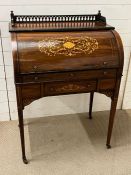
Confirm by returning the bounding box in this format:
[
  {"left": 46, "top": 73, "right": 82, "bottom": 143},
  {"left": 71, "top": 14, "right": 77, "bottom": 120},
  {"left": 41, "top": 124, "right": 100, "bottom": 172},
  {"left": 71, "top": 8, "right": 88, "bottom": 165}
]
[{"left": 12, "top": 30, "right": 122, "bottom": 74}]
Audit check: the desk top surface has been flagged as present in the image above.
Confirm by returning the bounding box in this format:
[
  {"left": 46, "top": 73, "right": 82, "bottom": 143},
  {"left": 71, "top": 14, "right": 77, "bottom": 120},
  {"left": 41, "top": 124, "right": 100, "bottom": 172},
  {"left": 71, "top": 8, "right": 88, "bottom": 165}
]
[{"left": 9, "top": 21, "right": 114, "bottom": 32}]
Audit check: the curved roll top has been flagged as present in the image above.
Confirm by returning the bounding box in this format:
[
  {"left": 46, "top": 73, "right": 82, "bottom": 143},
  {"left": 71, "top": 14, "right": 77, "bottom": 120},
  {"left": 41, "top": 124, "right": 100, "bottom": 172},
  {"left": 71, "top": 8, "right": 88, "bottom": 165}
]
[{"left": 12, "top": 30, "right": 123, "bottom": 74}]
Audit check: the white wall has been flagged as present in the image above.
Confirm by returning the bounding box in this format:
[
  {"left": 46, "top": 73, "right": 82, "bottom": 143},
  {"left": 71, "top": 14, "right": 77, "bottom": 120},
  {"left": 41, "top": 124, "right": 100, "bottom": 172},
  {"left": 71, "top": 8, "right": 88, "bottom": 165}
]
[
  {"left": 0, "top": 0, "right": 131, "bottom": 120},
  {"left": 0, "top": 31, "right": 10, "bottom": 121},
  {"left": 122, "top": 55, "right": 131, "bottom": 109}
]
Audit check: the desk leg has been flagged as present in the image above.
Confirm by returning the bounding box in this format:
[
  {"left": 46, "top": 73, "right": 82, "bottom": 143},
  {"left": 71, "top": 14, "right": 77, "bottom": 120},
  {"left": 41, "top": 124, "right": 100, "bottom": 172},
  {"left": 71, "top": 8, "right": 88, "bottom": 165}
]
[
  {"left": 89, "top": 92, "right": 94, "bottom": 119},
  {"left": 18, "top": 108, "right": 28, "bottom": 164},
  {"left": 106, "top": 98, "right": 118, "bottom": 149}
]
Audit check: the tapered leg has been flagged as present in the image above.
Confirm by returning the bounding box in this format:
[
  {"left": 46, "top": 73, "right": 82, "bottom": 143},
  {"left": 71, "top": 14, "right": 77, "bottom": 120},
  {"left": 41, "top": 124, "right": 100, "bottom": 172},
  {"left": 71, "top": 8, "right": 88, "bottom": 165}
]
[
  {"left": 89, "top": 92, "right": 94, "bottom": 119},
  {"left": 18, "top": 108, "right": 28, "bottom": 164},
  {"left": 106, "top": 98, "right": 118, "bottom": 149}
]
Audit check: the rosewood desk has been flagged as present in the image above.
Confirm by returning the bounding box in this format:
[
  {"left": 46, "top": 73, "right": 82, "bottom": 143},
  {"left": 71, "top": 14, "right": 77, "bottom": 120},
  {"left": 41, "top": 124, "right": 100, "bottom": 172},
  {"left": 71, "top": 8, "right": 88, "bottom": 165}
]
[{"left": 9, "top": 11, "right": 124, "bottom": 164}]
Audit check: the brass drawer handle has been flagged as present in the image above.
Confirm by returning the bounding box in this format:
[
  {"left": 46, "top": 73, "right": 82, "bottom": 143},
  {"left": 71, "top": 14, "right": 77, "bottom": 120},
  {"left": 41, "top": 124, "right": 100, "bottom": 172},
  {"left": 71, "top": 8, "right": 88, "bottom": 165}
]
[
  {"left": 88, "top": 84, "right": 91, "bottom": 87},
  {"left": 103, "top": 71, "right": 107, "bottom": 75},
  {"left": 70, "top": 73, "right": 74, "bottom": 77},
  {"left": 103, "top": 61, "right": 108, "bottom": 65},
  {"left": 34, "top": 76, "right": 38, "bottom": 80}
]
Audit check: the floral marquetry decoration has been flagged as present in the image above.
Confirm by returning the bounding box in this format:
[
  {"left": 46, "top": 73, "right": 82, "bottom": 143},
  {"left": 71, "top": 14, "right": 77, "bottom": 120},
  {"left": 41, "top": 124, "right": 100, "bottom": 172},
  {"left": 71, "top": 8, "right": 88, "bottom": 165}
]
[{"left": 38, "top": 36, "right": 98, "bottom": 56}]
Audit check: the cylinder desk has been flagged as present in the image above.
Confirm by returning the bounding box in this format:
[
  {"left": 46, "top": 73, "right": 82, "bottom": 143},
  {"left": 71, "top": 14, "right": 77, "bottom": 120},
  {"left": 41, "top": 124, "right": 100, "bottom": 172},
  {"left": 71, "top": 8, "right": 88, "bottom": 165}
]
[{"left": 9, "top": 11, "right": 124, "bottom": 164}]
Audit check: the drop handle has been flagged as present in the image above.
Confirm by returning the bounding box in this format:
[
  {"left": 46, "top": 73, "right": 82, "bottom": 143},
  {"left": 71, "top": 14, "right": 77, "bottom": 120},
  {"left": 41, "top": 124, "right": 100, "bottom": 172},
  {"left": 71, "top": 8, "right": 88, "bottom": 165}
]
[{"left": 87, "top": 84, "right": 91, "bottom": 87}]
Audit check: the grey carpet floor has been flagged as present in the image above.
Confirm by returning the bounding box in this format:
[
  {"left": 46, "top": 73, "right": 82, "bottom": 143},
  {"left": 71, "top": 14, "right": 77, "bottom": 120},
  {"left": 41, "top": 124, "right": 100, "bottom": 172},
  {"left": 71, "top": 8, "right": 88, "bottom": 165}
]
[{"left": 0, "top": 110, "right": 131, "bottom": 175}]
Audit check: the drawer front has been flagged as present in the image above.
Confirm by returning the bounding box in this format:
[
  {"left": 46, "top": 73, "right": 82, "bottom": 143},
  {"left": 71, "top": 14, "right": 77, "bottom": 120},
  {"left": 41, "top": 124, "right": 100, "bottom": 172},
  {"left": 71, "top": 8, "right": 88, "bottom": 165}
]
[
  {"left": 99, "top": 79, "right": 116, "bottom": 90},
  {"left": 19, "top": 69, "right": 116, "bottom": 83},
  {"left": 16, "top": 31, "right": 119, "bottom": 74},
  {"left": 21, "top": 84, "right": 41, "bottom": 99},
  {"left": 45, "top": 81, "right": 96, "bottom": 96}
]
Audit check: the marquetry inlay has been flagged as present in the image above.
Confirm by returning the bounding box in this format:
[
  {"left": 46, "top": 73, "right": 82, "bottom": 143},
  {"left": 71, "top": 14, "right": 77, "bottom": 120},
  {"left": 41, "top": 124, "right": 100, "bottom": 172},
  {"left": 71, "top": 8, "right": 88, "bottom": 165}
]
[
  {"left": 38, "top": 36, "right": 98, "bottom": 56},
  {"left": 50, "top": 84, "right": 88, "bottom": 92}
]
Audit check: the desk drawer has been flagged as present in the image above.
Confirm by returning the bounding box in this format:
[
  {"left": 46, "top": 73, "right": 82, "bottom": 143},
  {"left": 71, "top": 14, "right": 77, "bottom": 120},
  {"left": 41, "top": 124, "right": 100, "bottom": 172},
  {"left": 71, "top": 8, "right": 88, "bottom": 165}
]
[
  {"left": 99, "top": 79, "right": 116, "bottom": 90},
  {"left": 20, "top": 69, "right": 116, "bottom": 83},
  {"left": 21, "top": 84, "right": 41, "bottom": 98},
  {"left": 45, "top": 81, "right": 96, "bottom": 96}
]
